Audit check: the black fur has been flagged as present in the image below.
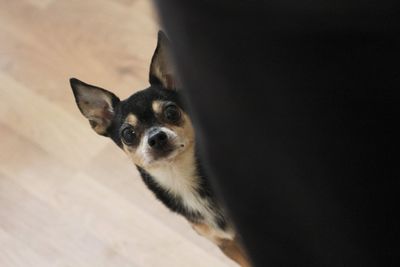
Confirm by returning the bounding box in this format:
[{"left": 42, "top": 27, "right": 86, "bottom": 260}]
[{"left": 194, "top": 151, "right": 228, "bottom": 230}]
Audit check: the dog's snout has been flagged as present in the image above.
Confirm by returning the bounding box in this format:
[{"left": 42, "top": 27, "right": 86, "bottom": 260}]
[{"left": 148, "top": 130, "right": 168, "bottom": 149}]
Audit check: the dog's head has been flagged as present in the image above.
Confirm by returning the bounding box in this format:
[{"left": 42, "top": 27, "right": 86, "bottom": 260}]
[{"left": 70, "top": 32, "right": 194, "bottom": 167}]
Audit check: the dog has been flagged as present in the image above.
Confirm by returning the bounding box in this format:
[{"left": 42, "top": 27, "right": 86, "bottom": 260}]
[{"left": 70, "top": 31, "right": 250, "bottom": 267}]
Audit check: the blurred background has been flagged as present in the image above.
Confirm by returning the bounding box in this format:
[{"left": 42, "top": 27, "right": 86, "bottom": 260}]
[{"left": 0, "top": 0, "right": 235, "bottom": 266}]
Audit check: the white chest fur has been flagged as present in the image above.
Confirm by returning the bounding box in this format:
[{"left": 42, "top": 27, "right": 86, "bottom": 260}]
[{"left": 146, "top": 148, "right": 234, "bottom": 240}]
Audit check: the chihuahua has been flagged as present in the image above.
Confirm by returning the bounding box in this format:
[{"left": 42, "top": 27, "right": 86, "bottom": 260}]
[{"left": 70, "top": 31, "right": 250, "bottom": 267}]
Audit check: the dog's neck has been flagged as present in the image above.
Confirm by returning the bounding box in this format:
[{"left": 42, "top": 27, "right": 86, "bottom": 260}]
[
  {"left": 143, "top": 144, "right": 216, "bottom": 226},
  {"left": 145, "top": 145, "right": 199, "bottom": 196}
]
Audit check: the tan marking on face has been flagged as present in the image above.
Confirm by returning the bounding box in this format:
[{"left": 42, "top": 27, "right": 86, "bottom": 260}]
[
  {"left": 168, "top": 112, "right": 195, "bottom": 150},
  {"left": 152, "top": 100, "right": 163, "bottom": 115},
  {"left": 125, "top": 113, "right": 138, "bottom": 127},
  {"left": 121, "top": 114, "right": 142, "bottom": 166},
  {"left": 125, "top": 148, "right": 143, "bottom": 166},
  {"left": 122, "top": 143, "right": 146, "bottom": 167}
]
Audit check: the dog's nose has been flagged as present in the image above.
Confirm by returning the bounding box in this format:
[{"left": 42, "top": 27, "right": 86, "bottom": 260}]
[{"left": 148, "top": 130, "right": 168, "bottom": 149}]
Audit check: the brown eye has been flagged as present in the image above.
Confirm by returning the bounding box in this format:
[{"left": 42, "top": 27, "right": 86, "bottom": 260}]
[
  {"left": 164, "top": 104, "right": 181, "bottom": 123},
  {"left": 121, "top": 127, "right": 136, "bottom": 145}
]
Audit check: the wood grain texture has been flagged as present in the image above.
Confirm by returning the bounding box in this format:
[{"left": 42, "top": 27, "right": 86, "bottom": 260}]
[{"left": 0, "top": 1, "right": 237, "bottom": 266}]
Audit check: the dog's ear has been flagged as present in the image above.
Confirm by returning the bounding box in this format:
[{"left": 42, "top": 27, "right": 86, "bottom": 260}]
[
  {"left": 149, "top": 31, "right": 179, "bottom": 90},
  {"left": 70, "top": 78, "right": 120, "bottom": 136}
]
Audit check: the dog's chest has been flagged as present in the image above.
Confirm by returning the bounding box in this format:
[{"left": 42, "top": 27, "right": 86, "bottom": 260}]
[
  {"left": 147, "top": 161, "right": 214, "bottom": 222},
  {"left": 138, "top": 161, "right": 234, "bottom": 243}
]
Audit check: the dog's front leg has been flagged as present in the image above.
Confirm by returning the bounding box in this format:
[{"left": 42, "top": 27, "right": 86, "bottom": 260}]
[{"left": 218, "top": 239, "right": 252, "bottom": 267}]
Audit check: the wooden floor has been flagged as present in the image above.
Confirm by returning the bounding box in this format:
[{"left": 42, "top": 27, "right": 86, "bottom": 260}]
[{"left": 0, "top": 1, "right": 236, "bottom": 266}]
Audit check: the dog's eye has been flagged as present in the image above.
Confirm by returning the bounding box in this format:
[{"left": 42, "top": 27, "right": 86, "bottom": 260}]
[
  {"left": 164, "top": 104, "right": 181, "bottom": 123},
  {"left": 121, "top": 127, "right": 136, "bottom": 145}
]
